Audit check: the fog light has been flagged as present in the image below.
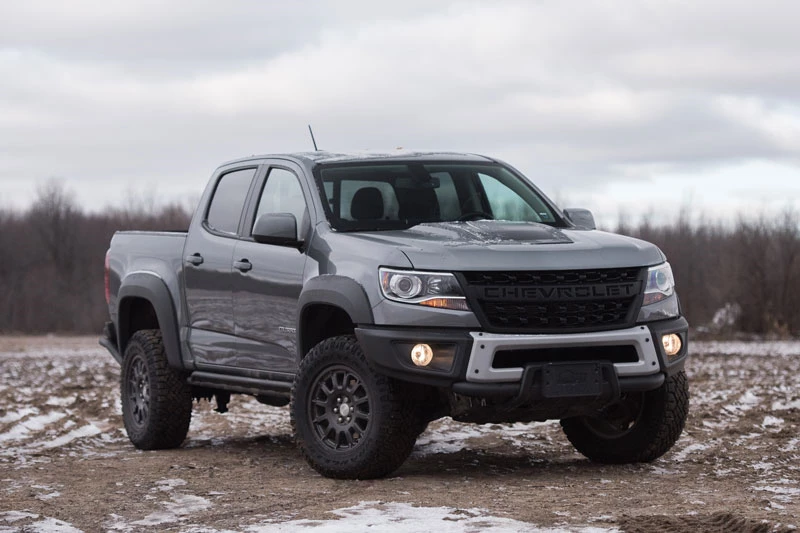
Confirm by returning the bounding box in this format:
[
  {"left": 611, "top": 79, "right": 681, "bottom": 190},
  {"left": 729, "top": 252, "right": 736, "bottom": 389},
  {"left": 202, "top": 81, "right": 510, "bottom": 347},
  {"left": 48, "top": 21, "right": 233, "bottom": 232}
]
[
  {"left": 662, "top": 334, "right": 682, "bottom": 357},
  {"left": 410, "top": 344, "right": 434, "bottom": 367}
]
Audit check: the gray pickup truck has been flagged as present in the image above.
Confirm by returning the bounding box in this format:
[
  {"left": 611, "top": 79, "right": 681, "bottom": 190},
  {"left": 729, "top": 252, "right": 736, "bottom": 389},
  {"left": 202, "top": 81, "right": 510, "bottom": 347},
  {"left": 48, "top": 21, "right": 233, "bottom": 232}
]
[{"left": 101, "top": 151, "right": 689, "bottom": 479}]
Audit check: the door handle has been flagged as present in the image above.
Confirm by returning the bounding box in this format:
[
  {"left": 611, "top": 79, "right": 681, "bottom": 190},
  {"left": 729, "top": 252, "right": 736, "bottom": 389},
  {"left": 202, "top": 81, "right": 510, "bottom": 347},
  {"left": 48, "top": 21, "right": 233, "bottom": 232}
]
[
  {"left": 185, "top": 253, "right": 204, "bottom": 266},
  {"left": 234, "top": 259, "right": 252, "bottom": 272}
]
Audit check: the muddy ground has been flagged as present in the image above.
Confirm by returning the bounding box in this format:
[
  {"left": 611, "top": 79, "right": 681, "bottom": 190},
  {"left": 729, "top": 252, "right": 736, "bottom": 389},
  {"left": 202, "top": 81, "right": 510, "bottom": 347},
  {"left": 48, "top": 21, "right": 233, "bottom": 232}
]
[{"left": 0, "top": 336, "right": 798, "bottom": 532}]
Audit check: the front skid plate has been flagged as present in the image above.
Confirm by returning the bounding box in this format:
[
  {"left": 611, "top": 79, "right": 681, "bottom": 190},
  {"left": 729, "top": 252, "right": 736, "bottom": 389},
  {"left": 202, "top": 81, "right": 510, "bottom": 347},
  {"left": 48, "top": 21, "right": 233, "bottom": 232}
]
[{"left": 466, "top": 326, "right": 660, "bottom": 383}]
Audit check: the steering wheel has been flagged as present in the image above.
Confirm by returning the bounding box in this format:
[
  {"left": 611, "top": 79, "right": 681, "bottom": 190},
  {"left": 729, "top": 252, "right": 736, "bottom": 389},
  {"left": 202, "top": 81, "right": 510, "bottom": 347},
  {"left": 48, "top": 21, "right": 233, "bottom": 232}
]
[{"left": 458, "top": 211, "right": 494, "bottom": 222}]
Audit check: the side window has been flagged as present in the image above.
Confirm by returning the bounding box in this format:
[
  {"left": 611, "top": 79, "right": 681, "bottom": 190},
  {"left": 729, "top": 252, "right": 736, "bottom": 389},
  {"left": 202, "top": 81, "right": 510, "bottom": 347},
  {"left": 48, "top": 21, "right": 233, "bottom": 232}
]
[
  {"left": 253, "top": 168, "right": 307, "bottom": 239},
  {"left": 478, "top": 173, "right": 541, "bottom": 222},
  {"left": 206, "top": 168, "right": 256, "bottom": 234}
]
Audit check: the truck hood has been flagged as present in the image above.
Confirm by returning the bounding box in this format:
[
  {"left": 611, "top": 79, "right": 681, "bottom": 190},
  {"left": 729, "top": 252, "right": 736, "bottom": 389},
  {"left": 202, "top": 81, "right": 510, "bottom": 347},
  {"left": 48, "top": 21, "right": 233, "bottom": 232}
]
[{"left": 345, "top": 221, "right": 665, "bottom": 270}]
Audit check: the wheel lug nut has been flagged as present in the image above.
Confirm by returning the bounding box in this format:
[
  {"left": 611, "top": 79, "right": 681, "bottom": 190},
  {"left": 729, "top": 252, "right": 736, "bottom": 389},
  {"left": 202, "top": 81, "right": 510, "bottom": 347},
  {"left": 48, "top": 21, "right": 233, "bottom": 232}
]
[
  {"left": 333, "top": 407, "right": 338, "bottom": 413},
  {"left": 337, "top": 397, "right": 342, "bottom": 404},
  {"left": 346, "top": 416, "right": 351, "bottom": 422},
  {"left": 338, "top": 417, "right": 344, "bottom": 423}
]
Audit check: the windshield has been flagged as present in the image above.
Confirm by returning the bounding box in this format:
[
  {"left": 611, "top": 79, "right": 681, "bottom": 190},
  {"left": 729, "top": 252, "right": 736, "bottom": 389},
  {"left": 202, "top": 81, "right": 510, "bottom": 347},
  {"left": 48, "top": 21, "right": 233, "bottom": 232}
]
[{"left": 315, "top": 162, "right": 563, "bottom": 232}]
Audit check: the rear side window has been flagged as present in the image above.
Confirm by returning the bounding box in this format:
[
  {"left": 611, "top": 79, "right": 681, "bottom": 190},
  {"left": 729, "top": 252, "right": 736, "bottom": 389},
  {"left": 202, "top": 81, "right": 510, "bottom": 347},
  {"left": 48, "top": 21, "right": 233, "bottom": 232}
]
[{"left": 206, "top": 168, "right": 256, "bottom": 234}]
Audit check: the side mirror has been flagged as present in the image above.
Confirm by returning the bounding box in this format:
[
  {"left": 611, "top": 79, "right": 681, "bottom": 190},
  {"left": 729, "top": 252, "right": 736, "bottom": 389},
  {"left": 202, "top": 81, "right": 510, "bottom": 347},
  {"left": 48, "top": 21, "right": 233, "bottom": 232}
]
[
  {"left": 563, "top": 208, "right": 596, "bottom": 230},
  {"left": 252, "top": 213, "right": 301, "bottom": 246}
]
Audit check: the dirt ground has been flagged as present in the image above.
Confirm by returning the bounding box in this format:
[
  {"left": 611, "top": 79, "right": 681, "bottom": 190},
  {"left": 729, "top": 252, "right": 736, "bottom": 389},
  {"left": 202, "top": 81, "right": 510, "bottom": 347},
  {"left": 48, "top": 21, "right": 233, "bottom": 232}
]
[{"left": 0, "top": 336, "right": 798, "bottom": 532}]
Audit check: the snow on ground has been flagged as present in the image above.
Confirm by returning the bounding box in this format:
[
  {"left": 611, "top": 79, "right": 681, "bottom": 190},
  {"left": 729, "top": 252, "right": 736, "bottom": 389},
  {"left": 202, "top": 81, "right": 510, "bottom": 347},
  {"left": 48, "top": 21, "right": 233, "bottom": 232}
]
[
  {"left": 691, "top": 339, "right": 800, "bottom": 357},
  {"left": 0, "top": 511, "right": 82, "bottom": 533},
  {"left": 1, "top": 336, "right": 799, "bottom": 531},
  {"left": 243, "top": 502, "right": 618, "bottom": 533}
]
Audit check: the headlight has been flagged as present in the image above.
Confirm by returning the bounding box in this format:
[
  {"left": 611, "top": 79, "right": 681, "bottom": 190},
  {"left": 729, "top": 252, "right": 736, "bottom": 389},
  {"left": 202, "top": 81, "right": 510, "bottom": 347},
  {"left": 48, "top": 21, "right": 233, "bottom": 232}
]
[
  {"left": 637, "top": 262, "right": 679, "bottom": 322},
  {"left": 642, "top": 262, "right": 675, "bottom": 306},
  {"left": 379, "top": 268, "right": 469, "bottom": 311}
]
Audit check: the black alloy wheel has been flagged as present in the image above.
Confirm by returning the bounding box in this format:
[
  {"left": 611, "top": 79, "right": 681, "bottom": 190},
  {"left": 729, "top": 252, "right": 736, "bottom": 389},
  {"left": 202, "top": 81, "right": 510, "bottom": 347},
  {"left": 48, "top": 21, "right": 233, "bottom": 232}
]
[
  {"left": 126, "top": 353, "right": 151, "bottom": 429},
  {"left": 309, "top": 365, "right": 371, "bottom": 450}
]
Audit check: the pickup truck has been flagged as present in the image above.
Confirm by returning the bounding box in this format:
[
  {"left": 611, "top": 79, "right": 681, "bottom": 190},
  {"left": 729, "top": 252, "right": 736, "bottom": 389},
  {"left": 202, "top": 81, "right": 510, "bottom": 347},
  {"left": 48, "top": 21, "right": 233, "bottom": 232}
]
[{"left": 101, "top": 151, "right": 689, "bottom": 479}]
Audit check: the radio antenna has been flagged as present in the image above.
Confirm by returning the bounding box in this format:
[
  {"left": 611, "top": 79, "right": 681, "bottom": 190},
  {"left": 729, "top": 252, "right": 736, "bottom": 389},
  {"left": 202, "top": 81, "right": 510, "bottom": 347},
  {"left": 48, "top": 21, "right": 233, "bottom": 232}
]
[{"left": 307, "top": 124, "right": 319, "bottom": 151}]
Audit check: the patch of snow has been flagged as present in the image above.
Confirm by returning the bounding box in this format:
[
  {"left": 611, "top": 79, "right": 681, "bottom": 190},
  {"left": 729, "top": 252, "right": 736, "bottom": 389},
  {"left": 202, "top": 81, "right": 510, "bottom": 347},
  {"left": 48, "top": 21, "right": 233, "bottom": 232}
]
[
  {"left": 781, "top": 438, "right": 799, "bottom": 452},
  {"left": 761, "top": 416, "right": 784, "bottom": 430},
  {"left": 771, "top": 399, "right": 800, "bottom": 410},
  {"left": 24, "top": 517, "right": 83, "bottom": 532},
  {"left": 0, "top": 346, "right": 106, "bottom": 360},
  {"left": 692, "top": 340, "right": 800, "bottom": 357},
  {"left": 42, "top": 423, "right": 102, "bottom": 449},
  {"left": 649, "top": 466, "right": 680, "bottom": 475},
  {"left": 755, "top": 485, "right": 800, "bottom": 504},
  {"left": 0, "top": 411, "right": 66, "bottom": 443},
  {"left": 32, "top": 484, "right": 62, "bottom": 501},
  {"left": 0, "top": 407, "right": 38, "bottom": 424},
  {"left": 671, "top": 442, "right": 709, "bottom": 462},
  {"left": 131, "top": 494, "right": 212, "bottom": 527},
  {"left": 414, "top": 421, "right": 487, "bottom": 454},
  {"left": 155, "top": 478, "right": 188, "bottom": 492},
  {"left": 413, "top": 418, "right": 558, "bottom": 455},
  {"left": 244, "top": 502, "right": 619, "bottom": 533},
  {"left": 0, "top": 513, "right": 83, "bottom": 533},
  {"left": 0, "top": 511, "right": 39, "bottom": 523},
  {"left": 45, "top": 396, "right": 75, "bottom": 407},
  {"left": 723, "top": 390, "right": 761, "bottom": 416}
]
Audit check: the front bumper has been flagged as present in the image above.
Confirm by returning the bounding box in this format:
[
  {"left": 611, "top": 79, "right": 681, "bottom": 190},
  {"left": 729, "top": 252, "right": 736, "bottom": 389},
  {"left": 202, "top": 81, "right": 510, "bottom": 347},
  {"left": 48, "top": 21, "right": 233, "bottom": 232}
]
[{"left": 355, "top": 316, "right": 689, "bottom": 396}]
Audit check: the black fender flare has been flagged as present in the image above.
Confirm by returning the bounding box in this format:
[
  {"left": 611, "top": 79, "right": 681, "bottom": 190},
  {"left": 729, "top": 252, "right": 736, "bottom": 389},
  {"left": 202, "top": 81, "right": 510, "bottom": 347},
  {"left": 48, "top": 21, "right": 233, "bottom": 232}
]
[
  {"left": 296, "top": 275, "right": 374, "bottom": 358},
  {"left": 117, "top": 272, "right": 184, "bottom": 370}
]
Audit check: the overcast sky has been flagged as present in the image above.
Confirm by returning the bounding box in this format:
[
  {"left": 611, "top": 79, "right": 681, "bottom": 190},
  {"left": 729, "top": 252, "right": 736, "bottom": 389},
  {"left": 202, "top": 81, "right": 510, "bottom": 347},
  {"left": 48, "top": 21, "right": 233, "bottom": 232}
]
[{"left": 1, "top": 0, "right": 799, "bottom": 226}]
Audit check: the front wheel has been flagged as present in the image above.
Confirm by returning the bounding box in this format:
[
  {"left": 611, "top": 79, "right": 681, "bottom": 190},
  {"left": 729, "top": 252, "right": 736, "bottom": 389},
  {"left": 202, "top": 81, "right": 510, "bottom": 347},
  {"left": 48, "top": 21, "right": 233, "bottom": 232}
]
[
  {"left": 121, "top": 329, "right": 192, "bottom": 450},
  {"left": 561, "top": 371, "right": 689, "bottom": 463},
  {"left": 290, "top": 335, "right": 418, "bottom": 479}
]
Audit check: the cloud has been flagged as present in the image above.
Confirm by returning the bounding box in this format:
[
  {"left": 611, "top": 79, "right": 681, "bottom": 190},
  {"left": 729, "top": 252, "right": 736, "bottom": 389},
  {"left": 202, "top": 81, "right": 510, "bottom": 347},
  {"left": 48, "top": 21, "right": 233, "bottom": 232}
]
[{"left": 0, "top": 0, "right": 798, "bottom": 212}]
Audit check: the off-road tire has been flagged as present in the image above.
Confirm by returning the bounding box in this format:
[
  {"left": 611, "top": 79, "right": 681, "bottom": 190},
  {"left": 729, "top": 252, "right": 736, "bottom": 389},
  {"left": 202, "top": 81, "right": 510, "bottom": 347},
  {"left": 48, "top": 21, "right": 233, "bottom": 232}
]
[
  {"left": 290, "top": 335, "right": 418, "bottom": 479},
  {"left": 121, "top": 329, "right": 192, "bottom": 450},
  {"left": 561, "top": 371, "right": 689, "bottom": 464}
]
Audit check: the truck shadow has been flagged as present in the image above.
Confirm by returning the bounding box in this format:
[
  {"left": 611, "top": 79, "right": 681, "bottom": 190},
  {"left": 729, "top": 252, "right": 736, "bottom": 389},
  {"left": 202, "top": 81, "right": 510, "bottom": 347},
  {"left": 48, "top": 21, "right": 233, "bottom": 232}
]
[{"left": 180, "top": 431, "right": 657, "bottom": 482}]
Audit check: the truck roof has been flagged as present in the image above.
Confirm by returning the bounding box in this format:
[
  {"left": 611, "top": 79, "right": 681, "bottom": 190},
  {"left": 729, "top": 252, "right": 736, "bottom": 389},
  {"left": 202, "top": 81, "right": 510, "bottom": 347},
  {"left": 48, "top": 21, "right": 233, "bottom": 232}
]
[{"left": 219, "top": 150, "right": 496, "bottom": 168}]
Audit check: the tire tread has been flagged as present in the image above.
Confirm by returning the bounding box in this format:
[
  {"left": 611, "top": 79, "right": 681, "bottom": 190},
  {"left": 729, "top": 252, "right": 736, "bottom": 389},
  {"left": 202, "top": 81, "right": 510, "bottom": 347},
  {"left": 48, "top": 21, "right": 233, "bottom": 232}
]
[
  {"left": 561, "top": 371, "right": 689, "bottom": 464},
  {"left": 121, "top": 329, "right": 192, "bottom": 450},
  {"left": 290, "top": 335, "right": 418, "bottom": 479}
]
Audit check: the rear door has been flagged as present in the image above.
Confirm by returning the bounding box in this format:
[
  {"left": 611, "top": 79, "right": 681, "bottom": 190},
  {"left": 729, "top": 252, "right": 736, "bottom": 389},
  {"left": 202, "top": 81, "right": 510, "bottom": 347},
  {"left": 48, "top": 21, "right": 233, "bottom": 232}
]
[
  {"left": 232, "top": 163, "right": 310, "bottom": 374},
  {"left": 183, "top": 166, "right": 260, "bottom": 366}
]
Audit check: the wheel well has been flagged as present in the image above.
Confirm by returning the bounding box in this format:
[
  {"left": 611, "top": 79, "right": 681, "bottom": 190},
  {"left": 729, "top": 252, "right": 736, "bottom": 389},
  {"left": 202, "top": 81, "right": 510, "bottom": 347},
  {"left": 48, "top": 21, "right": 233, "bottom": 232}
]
[
  {"left": 119, "top": 296, "right": 159, "bottom": 353},
  {"left": 300, "top": 304, "right": 355, "bottom": 358}
]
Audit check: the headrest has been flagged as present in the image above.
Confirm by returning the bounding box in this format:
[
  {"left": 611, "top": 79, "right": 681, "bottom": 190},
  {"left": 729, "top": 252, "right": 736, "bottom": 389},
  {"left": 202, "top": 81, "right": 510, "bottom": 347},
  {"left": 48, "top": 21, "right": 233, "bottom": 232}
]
[{"left": 351, "top": 187, "right": 384, "bottom": 220}]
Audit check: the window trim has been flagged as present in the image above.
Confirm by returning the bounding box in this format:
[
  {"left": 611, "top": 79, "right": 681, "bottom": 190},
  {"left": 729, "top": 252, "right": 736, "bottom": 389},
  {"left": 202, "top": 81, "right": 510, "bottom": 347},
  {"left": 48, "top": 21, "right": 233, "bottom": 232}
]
[
  {"left": 202, "top": 165, "right": 262, "bottom": 240},
  {"left": 240, "top": 164, "right": 310, "bottom": 243}
]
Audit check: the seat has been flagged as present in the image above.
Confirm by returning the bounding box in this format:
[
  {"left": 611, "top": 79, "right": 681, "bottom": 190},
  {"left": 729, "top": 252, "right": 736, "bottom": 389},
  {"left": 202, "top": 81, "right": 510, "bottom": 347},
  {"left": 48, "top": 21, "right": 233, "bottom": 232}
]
[
  {"left": 350, "top": 187, "right": 384, "bottom": 220},
  {"left": 398, "top": 188, "right": 440, "bottom": 222}
]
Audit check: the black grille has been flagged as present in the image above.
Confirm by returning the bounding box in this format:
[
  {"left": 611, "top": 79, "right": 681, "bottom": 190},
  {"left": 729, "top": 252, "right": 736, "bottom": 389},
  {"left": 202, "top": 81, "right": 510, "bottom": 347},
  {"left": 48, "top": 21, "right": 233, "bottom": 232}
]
[
  {"left": 462, "top": 268, "right": 642, "bottom": 286},
  {"left": 460, "top": 267, "right": 644, "bottom": 333}
]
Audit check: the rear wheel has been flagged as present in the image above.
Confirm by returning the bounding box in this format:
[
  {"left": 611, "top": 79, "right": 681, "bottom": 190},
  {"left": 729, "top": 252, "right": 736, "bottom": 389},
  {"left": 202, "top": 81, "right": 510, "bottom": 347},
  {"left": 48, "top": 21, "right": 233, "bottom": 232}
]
[
  {"left": 561, "top": 371, "right": 689, "bottom": 463},
  {"left": 121, "top": 329, "right": 192, "bottom": 450},
  {"left": 290, "top": 335, "right": 418, "bottom": 479}
]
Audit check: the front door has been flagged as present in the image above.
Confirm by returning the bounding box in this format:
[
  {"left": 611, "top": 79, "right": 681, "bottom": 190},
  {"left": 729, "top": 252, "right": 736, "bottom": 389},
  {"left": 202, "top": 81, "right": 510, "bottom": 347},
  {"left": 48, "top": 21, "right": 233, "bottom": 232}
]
[
  {"left": 184, "top": 166, "right": 258, "bottom": 366},
  {"left": 233, "top": 165, "right": 309, "bottom": 375}
]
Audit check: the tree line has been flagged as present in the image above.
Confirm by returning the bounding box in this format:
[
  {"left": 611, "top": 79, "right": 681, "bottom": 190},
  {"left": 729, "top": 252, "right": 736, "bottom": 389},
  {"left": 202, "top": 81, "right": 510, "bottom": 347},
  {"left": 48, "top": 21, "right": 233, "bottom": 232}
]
[
  {"left": 0, "top": 181, "right": 797, "bottom": 337},
  {"left": 0, "top": 181, "right": 191, "bottom": 334}
]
